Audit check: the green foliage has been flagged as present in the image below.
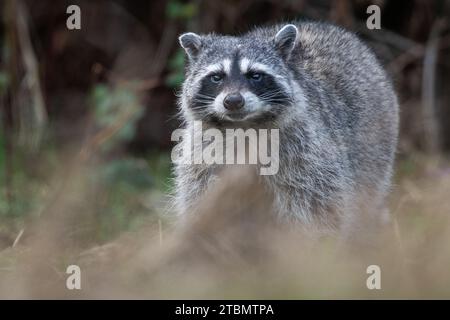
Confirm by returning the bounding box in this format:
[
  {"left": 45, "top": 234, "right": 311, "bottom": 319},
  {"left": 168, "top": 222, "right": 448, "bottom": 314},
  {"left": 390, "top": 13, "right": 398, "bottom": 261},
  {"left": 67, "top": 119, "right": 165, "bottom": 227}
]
[
  {"left": 95, "top": 158, "right": 154, "bottom": 192},
  {"left": 90, "top": 153, "right": 171, "bottom": 241},
  {"left": 166, "top": 49, "right": 186, "bottom": 88},
  {"left": 91, "top": 158, "right": 153, "bottom": 240},
  {"left": 0, "top": 71, "right": 9, "bottom": 96},
  {"left": 0, "top": 79, "right": 173, "bottom": 243},
  {"left": 0, "top": 135, "right": 4, "bottom": 175},
  {"left": 164, "top": 1, "right": 195, "bottom": 88},
  {"left": 146, "top": 152, "right": 173, "bottom": 193},
  {"left": 166, "top": 0, "right": 197, "bottom": 20},
  {"left": 0, "top": 147, "right": 172, "bottom": 243},
  {"left": 0, "top": 143, "right": 49, "bottom": 222},
  {"left": 90, "top": 84, "right": 145, "bottom": 152}
]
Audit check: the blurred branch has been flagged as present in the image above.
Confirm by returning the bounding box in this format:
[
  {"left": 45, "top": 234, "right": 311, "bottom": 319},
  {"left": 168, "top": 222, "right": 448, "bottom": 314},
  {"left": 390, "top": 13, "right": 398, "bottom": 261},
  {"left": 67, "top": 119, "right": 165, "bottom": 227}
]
[
  {"left": 2, "top": 0, "right": 16, "bottom": 215},
  {"left": 421, "top": 19, "right": 446, "bottom": 154},
  {"left": 12, "top": 228, "right": 24, "bottom": 247},
  {"left": 79, "top": 107, "right": 139, "bottom": 161},
  {"left": 388, "top": 34, "right": 450, "bottom": 74},
  {"left": 387, "top": 43, "right": 424, "bottom": 74},
  {"left": 149, "top": 22, "right": 178, "bottom": 77},
  {"left": 5, "top": 0, "right": 47, "bottom": 149},
  {"left": 0, "top": 96, "right": 13, "bottom": 215},
  {"left": 329, "top": 0, "right": 354, "bottom": 28},
  {"left": 93, "top": 62, "right": 161, "bottom": 92},
  {"left": 356, "top": 22, "right": 423, "bottom": 51},
  {"left": 116, "top": 78, "right": 160, "bottom": 92}
]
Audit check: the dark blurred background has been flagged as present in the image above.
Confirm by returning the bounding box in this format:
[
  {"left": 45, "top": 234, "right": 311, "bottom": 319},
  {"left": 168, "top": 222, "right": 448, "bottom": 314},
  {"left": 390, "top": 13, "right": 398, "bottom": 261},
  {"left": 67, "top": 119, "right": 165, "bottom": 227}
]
[
  {"left": 2, "top": 0, "right": 450, "bottom": 153},
  {"left": 0, "top": 0, "right": 449, "bottom": 245}
]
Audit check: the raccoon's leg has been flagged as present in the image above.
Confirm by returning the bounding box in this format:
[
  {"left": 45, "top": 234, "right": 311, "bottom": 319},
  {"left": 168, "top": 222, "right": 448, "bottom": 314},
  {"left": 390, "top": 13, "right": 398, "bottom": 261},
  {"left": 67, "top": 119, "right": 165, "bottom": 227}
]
[{"left": 174, "top": 164, "right": 217, "bottom": 216}]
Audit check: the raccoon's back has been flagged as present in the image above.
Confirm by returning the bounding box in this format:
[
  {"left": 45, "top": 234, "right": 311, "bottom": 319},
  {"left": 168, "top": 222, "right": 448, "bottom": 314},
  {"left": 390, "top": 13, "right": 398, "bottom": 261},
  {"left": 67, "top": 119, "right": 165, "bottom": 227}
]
[
  {"left": 294, "top": 21, "right": 399, "bottom": 193},
  {"left": 252, "top": 21, "right": 399, "bottom": 193}
]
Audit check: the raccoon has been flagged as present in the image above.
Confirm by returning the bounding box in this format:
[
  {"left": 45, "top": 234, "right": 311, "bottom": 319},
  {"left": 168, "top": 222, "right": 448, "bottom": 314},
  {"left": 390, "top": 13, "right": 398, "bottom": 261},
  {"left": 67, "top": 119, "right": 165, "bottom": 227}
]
[{"left": 174, "top": 21, "right": 399, "bottom": 235}]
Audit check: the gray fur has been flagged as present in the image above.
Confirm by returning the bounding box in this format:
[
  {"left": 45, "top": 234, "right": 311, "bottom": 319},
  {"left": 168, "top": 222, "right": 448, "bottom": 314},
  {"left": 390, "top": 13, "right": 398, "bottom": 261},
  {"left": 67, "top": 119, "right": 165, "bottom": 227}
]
[{"left": 174, "top": 21, "right": 399, "bottom": 234}]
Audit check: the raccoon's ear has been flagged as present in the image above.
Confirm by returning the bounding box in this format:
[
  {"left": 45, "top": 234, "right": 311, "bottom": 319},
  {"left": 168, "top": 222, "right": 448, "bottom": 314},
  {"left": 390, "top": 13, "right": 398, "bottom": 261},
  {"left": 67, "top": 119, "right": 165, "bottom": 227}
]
[
  {"left": 179, "top": 32, "right": 202, "bottom": 59},
  {"left": 274, "top": 24, "right": 298, "bottom": 59}
]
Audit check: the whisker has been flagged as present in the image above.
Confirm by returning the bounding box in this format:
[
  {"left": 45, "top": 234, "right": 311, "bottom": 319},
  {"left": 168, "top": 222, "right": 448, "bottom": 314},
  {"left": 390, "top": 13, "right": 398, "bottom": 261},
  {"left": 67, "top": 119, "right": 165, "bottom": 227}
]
[{"left": 195, "top": 93, "right": 217, "bottom": 99}]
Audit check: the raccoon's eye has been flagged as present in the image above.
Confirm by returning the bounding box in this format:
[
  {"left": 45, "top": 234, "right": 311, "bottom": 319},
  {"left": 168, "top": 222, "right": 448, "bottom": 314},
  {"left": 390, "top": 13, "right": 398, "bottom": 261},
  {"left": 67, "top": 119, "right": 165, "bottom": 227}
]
[
  {"left": 248, "top": 72, "right": 263, "bottom": 82},
  {"left": 210, "top": 74, "right": 224, "bottom": 84}
]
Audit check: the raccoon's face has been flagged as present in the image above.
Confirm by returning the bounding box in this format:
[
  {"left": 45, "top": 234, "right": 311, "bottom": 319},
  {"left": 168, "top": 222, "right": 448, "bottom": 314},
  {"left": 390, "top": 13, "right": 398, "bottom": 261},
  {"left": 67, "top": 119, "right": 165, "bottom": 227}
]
[{"left": 178, "top": 25, "right": 299, "bottom": 125}]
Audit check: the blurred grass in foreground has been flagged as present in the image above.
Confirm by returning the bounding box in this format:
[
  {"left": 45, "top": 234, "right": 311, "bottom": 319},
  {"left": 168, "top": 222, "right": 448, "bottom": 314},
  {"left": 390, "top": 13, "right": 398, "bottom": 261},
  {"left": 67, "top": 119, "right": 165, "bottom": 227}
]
[{"left": 0, "top": 148, "right": 450, "bottom": 298}]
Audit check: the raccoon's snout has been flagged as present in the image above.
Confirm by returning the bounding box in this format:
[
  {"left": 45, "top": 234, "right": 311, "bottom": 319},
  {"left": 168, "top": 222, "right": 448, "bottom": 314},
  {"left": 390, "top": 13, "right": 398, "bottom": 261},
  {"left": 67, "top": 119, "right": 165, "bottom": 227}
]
[{"left": 223, "top": 93, "right": 245, "bottom": 111}]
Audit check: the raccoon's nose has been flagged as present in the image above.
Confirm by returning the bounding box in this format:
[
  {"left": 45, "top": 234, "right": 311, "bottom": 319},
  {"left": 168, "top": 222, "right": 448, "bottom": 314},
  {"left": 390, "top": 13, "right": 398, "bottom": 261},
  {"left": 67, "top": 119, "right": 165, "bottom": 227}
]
[{"left": 223, "top": 93, "right": 245, "bottom": 111}]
